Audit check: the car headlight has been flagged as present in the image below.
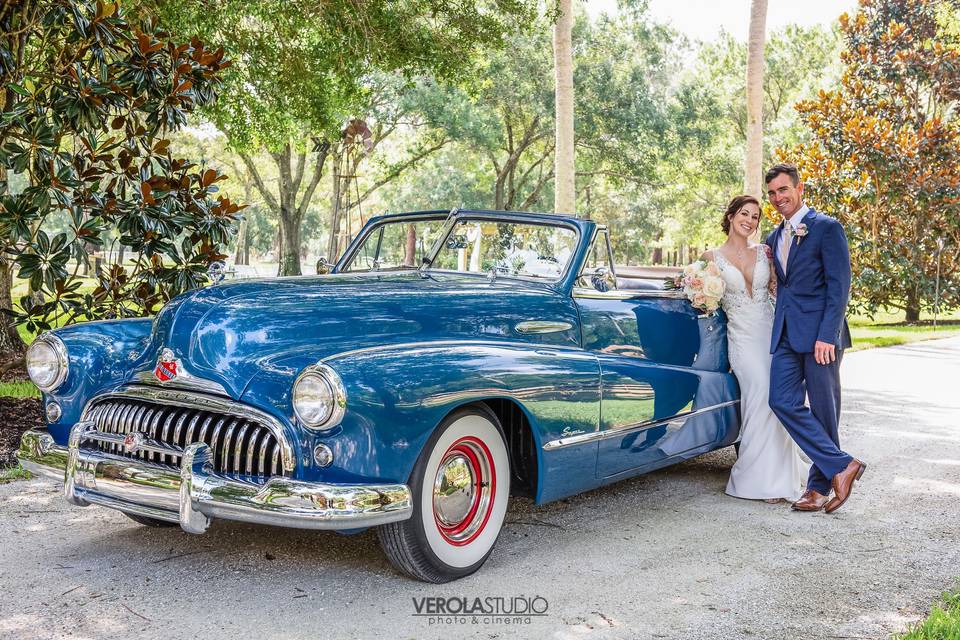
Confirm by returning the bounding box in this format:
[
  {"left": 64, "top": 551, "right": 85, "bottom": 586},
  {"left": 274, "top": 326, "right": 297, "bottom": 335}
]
[
  {"left": 26, "top": 334, "right": 69, "bottom": 392},
  {"left": 293, "top": 364, "right": 346, "bottom": 429}
]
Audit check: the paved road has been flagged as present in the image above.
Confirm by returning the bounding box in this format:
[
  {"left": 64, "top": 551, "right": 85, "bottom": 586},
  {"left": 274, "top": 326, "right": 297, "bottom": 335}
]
[{"left": 1, "top": 338, "right": 958, "bottom": 639}]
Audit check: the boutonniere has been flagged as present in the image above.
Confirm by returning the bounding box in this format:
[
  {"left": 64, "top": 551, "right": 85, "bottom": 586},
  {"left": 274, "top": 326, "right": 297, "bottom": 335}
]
[{"left": 794, "top": 223, "right": 808, "bottom": 245}]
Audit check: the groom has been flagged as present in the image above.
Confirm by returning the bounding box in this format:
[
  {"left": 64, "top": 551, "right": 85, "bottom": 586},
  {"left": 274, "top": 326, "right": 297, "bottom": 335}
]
[{"left": 764, "top": 163, "right": 865, "bottom": 513}]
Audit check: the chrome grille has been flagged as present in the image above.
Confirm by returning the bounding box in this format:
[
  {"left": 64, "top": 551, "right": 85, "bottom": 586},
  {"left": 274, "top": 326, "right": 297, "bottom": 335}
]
[{"left": 83, "top": 397, "right": 286, "bottom": 481}]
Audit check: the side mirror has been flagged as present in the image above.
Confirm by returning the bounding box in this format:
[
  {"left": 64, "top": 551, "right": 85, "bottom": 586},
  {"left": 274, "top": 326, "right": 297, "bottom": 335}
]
[
  {"left": 591, "top": 266, "right": 611, "bottom": 292},
  {"left": 316, "top": 256, "right": 331, "bottom": 275},
  {"left": 207, "top": 260, "right": 226, "bottom": 284}
]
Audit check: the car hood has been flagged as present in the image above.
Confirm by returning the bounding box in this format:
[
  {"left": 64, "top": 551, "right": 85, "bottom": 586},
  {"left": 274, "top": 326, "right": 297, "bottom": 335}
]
[{"left": 133, "top": 272, "right": 580, "bottom": 398}]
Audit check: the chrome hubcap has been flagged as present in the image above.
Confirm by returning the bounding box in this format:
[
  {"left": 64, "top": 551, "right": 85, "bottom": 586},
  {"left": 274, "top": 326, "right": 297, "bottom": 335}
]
[
  {"left": 433, "top": 454, "right": 474, "bottom": 526},
  {"left": 431, "top": 435, "right": 496, "bottom": 546}
]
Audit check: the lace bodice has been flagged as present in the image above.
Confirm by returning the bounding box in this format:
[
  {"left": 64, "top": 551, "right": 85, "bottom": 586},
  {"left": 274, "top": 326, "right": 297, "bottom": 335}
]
[{"left": 714, "top": 246, "right": 774, "bottom": 317}]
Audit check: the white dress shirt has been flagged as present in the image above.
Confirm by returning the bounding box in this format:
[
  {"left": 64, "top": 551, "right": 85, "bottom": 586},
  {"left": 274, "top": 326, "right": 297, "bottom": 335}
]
[{"left": 778, "top": 203, "right": 809, "bottom": 270}]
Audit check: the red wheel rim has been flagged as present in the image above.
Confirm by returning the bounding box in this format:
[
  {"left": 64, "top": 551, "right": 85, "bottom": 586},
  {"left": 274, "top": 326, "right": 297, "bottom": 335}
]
[{"left": 432, "top": 436, "right": 496, "bottom": 546}]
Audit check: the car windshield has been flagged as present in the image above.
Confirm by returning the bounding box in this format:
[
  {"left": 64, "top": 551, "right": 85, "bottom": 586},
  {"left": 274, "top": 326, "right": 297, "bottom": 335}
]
[
  {"left": 427, "top": 218, "right": 578, "bottom": 281},
  {"left": 341, "top": 218, "right": 445, "bottom": 272}
]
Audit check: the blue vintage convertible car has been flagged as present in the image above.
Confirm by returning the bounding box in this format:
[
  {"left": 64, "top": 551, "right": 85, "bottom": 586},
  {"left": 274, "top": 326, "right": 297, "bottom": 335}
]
[{"left": 19, "top": 209, "right": 739, "bottom": 582}]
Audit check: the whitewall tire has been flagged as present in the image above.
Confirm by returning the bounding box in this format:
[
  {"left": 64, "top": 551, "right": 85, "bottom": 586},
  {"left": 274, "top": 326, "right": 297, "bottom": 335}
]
[{"left": 378, "top": 405, "right": 510, "bottom": 582}]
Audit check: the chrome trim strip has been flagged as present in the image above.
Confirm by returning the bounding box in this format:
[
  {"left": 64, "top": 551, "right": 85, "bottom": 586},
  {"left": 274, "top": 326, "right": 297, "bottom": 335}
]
[
  {"left": 321, "top": 338, "right": 588, "bottom": 364},
  {"left": 541, "top": 399, "right": 740, "bottom": 451},
  {"left": 80, "top": 386, "right": 296, "bottom": 476},
  {"left": 572, "top": 287, "right": 686, "bottom": 300},
  {"left": 16, "top": 428, "right": 413, "bottom": 532},
  {"left": 515, "top": 320, "right": 574, "bottom": 335}
]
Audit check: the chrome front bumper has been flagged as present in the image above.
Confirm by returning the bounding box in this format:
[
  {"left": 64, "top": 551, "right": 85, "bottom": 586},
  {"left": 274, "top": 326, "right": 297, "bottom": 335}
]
[{"left": 17, "top": 424, "right": 412, "bottom": 533}]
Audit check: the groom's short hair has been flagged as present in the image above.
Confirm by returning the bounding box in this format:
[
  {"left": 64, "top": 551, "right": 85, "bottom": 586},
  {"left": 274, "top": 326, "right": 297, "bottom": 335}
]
[{"left": 765, "top": 163, "right": 801, "bottom": 186}]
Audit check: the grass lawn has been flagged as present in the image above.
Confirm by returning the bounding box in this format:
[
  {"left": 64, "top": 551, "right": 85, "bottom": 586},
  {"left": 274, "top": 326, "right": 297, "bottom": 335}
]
[
  {"left": 897, "top": 585, "right": 960, "bottom": 639},
  {"left": 0, "top": 380, "right": 41, "bottom": 398},
  {"left": 849, "top": 308, "right": 960, "bottom": 352},
  {"left": 0, "top": 465, "right": 31, "bottom": 484}
]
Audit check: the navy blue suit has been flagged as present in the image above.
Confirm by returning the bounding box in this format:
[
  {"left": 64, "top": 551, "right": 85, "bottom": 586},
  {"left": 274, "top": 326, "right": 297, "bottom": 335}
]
[{"left": 765, "top": 208, "right": 853, "bottom": 495}]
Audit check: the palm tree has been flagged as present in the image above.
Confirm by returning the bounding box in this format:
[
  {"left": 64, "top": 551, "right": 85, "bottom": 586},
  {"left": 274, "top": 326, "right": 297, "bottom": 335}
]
[
  {"left": 553, "top": 0, "right": 575, "bottom": 214},
  {"left": 745, "top": 0, "right": 768, "bottom": 202}
]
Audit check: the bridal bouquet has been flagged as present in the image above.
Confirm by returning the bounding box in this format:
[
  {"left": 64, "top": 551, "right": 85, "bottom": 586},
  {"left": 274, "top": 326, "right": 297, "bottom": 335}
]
[{"left": 664, "top": 260, "right": 725, "bottom": 313}]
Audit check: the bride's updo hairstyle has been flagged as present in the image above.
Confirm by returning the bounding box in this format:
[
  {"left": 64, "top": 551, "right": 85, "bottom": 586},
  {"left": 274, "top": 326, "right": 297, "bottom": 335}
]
[{"left": 721, "top": 195, "right": 760, "bottom": 235}]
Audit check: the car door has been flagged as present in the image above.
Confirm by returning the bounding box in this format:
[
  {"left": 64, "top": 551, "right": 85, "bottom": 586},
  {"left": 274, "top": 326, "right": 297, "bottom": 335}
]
[{"left": 573, "top": 227, "right": 734, "bottom": 478}]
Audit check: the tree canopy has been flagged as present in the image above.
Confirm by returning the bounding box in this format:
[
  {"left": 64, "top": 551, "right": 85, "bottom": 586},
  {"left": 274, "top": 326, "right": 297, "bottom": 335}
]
[
  {"left": 0, "top": 0, "right": 239, "bottom": 341},
  {"left": 130, "top": 0, "right": 544, "bottom": 274},
  {"left": 786, "top": 0, "right": 960, "bottom": 321},
  {"left": 137, "top": 0, "right": 544, "bottom": 150}
]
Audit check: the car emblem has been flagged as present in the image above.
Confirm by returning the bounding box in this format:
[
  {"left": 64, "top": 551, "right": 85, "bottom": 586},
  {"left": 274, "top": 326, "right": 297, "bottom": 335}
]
[
  {"left": 122, "top": 432, "right": 144, "bottom": 454},
  {"left": 154, "top": 348, "right": 178, "bottom": 382}
]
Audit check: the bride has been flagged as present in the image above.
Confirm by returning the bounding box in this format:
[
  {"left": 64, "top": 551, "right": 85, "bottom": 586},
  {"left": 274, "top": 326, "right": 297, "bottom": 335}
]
[{"left": 702, "top": 195, "right": 807, "bottom": 503}]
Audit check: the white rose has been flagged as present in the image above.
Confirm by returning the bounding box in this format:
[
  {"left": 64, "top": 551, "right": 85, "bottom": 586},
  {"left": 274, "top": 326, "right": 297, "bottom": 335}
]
[{"left": 703, "top": 276, "right": 725, "bottom": 299}]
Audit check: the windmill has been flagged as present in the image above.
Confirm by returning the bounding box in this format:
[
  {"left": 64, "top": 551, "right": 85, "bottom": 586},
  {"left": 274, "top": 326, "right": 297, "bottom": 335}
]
[{"left": 327, "top": 119, "right": 374, "bottom": 262}]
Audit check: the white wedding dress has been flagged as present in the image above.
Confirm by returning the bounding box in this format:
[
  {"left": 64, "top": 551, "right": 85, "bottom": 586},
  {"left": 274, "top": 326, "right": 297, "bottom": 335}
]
[{"left": 715, "top": 246, "right": 807, "bottom": 501}]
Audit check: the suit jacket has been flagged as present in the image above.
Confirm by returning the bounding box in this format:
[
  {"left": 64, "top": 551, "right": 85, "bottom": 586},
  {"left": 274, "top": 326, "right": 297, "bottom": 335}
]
[{"left": 765, "top": 208, "right": 853, "bottom": 354}]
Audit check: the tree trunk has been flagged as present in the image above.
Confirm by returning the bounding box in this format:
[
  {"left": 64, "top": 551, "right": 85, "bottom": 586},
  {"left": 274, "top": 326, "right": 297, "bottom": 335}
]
[
  {"left": 233, "top": 176, "right": 253, "bottom": 266},
  {"left": 404, "top": 223, "right": 417, "bottom": 267},
  {"left": 241, "top": 144, "right": 328, "bottom": 277},
  {"left": 275, "top": 222, "right": 284, "bottom": 276},
  {"left": 234, "top": 216, "right": 249, "bottom": 266},
  {"left": 744, "top": 0, "right": 767, "bottom": 202},
  {"left": 279, "top": 211, "right": 301, "bottom": 276},
  {"left": 0, "top": 258, "right": 26, "bottom": 357},
  {"left": 327, "top": 148, "right": 343, "bottom": 260},
  {"left": 0, "top": 113, "right": 26, "bottom": 357},
  {"left": 905, "top": 288, "right": 920, "bottom": 323},
  {"left": 553, "top": 0, "right": 575, "bottom": 214}
]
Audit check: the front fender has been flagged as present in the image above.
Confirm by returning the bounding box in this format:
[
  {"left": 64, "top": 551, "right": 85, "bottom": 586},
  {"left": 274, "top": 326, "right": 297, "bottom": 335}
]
[
  {"left": 41, "top": 319, "right": 154, "bottom": 443},
  {"left": 266, "top": 342, "right": 602, "bottom": 492}
]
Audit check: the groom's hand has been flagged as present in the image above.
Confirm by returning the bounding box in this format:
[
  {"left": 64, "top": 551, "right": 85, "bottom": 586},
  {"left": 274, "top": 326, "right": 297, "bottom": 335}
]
[{"left": 814, "top": 340, "right": 836, "bottom": 365}]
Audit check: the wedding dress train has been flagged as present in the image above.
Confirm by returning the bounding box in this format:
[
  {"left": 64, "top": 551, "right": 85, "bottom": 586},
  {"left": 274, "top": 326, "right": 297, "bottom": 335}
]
[{"left": 715, "top": 247, "right": 807, "bottom": 501}]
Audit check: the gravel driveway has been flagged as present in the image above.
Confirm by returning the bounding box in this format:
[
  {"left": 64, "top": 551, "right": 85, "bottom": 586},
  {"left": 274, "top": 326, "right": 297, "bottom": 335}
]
[{"left": 1, "top": 338, "right": 958, "bottom": 639}]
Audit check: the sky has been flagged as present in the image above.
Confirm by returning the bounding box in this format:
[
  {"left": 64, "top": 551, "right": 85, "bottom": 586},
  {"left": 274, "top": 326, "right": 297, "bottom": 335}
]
[{"left": 584, "top": 0, "right": 859, "bottom": 41}]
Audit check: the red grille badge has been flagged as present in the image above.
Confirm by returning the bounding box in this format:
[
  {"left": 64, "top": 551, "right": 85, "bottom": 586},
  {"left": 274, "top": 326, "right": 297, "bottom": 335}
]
[{"left": 154, "top": 348, "right": 178, "bottom": 382}]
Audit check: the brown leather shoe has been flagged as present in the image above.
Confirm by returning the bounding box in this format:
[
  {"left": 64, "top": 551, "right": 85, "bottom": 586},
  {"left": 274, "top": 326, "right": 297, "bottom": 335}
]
[
  {"left": 791, "top": 489, "right": 829, "bottom": 512},
  {"left": 824, "top": 459, "right": 866, "bottom": 514}
]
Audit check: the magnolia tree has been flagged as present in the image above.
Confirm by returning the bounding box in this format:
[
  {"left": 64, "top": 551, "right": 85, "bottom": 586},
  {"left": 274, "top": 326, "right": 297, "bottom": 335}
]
[
  {"left": 0, "top": 0, "right": 239, "bottom": 356},
  {"left": 785, "top": 0, "right": 960, "bottom": 321}
]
